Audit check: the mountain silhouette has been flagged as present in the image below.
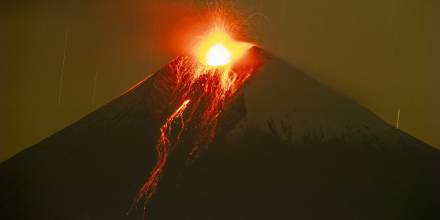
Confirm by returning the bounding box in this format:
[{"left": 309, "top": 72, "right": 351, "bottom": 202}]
[{"left": 1, "top": 48, "right": 439, "bottom": 220}]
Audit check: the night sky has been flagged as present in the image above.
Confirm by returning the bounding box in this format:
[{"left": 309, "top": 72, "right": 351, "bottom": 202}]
[{"left": 1, "top": 0, "right": 439, "bottom": 161}]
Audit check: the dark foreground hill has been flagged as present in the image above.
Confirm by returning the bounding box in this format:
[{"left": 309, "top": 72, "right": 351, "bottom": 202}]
[{"left": 1, "top": 49, "right": 439, "bottom": 220}]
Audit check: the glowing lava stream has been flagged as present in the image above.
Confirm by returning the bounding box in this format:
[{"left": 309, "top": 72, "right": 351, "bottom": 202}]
[
  {"left": 131, "top": 28, "right": 259, "bottom": 213},
  {"left": 132, "top": 99, "right": 190, "bottom": 211}
]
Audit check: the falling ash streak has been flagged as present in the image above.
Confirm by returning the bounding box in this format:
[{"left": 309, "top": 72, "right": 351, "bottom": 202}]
[
  {"left": 57, "top": 29, "right": 68, "bottom": 105},
  {"left": 90, "top": 71, "right": 99, "bottom": 110}
]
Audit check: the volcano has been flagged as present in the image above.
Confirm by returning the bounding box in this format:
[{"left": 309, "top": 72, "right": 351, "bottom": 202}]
[{"left": 1, "top": 47, "right": 439, "bottom": 220}]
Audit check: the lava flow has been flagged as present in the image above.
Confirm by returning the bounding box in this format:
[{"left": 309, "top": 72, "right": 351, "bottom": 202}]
[{"left": 131, "top": 25, "right": 263, "bottom": 213}]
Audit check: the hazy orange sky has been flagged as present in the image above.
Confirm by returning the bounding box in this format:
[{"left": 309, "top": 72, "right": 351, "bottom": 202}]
[{"left": 1, "top": 0, "right": 439, "bottom": 161}]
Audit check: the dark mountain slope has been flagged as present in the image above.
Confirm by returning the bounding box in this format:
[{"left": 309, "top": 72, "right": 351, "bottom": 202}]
[
  {"left": 153, "top": 128, "right": 439, "bottom": 220},
  {"left": 144, "top": 54, "right": 440, "bottom": 220},
  {"left": 1, "top": 50, "right": 439, "bottom": 220}
]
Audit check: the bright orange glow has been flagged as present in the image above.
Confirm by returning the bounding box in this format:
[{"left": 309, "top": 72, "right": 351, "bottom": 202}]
[
  {"left": 132, "top": 6, "right": 264, "bottom": 214},
  {"left": 206, "top": 43, "right": 231, "bottom": 66},
  {"left": 195, "top": 28, "right": 252, "bottom": 67}
]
